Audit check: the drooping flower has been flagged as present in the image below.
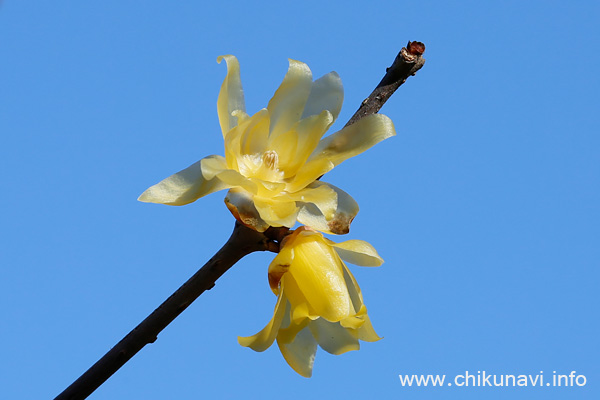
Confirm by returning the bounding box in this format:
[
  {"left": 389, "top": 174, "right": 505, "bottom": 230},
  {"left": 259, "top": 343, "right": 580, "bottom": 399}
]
[
  {"left": 238, "top": 227, "right": 383, "bottom": 377},
  {"left": 138, "top": 55, "right": 396, "bottom": 234}
]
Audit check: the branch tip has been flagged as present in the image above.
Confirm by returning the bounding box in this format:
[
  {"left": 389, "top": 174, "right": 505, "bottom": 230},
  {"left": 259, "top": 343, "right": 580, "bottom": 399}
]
[
  {"left": 406, "top": 41, "right": 425, "bottom": 56},
  {"left": 344, "top": 40, "right": 426, "bottom": 127}
]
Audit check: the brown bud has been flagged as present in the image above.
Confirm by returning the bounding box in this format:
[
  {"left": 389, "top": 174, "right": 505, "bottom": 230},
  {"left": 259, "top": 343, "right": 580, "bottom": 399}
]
[{"left": 407, "top": 41, "right": 425, "bottom": 56}]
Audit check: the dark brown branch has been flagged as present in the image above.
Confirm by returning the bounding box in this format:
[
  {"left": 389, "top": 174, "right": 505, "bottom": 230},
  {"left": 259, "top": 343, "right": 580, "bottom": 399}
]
[
  {"left": 344, "top": 41, "right": 426, "bottom": 128},
  {"left": 54, "top": 42, "right": 425, "bottom": 400},
  {"left": 54, "top": 222, "right": 281, "bottom": 400}
]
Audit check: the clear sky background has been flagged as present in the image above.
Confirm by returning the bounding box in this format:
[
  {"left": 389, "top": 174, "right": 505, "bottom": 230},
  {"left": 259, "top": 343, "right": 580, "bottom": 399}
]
[{"left": 1, "top": 1, "right": 598, "bottom": 399}]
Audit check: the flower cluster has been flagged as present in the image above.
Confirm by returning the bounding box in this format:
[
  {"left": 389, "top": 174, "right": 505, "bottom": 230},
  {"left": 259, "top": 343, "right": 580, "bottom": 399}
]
[{"left": 139, "top": 56, "right": 395, "bottom": 376}]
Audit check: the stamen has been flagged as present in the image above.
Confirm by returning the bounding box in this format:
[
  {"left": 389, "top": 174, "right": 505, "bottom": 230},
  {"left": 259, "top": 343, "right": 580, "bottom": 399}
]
[{"left": 262, "top": 150, "right": 279, "bottom": 169}]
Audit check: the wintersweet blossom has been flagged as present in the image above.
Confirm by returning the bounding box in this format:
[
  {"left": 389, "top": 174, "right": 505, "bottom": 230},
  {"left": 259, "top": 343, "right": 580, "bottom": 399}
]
[
  {"left": 238, "top": 227, "right": 383, "bottom": 377},
  {"left": 138, "top": 55, "right": 396, "bottom": 234}
]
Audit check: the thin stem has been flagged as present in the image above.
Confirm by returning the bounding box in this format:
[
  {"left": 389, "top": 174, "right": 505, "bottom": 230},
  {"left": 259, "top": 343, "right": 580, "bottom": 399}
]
[
  {"left": 55, "top": 222, "right": 276, "bottom": 400},
  {"left": 345, "top": 41, "right": 425, "bottom": 127}
]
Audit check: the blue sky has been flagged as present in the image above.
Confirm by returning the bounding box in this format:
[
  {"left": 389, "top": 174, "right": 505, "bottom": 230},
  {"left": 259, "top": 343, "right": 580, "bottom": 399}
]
[{"left": 1, "top": 1, "right": 598, "bottom": 399}]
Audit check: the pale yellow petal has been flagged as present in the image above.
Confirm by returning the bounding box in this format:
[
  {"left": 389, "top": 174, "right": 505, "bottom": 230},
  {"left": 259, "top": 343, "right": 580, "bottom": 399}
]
[
  {"left": 339, "top": 310, "right": 366, "bottom": 330},
  {"left": 286, "top": 238, "right": 353, "bottom": 322},
  {"left": 286, "top": 182, "right": 338, "bottom": 221},
  {"left": 296, "top": 182, "right": 359, "bottom": 235},
  {"left": 308, "top": 114, "right": 396, "bottom": 167},
  {"left": 267, "top": 59, "right": 312, "bottom": 139},
  {"left": 357, "top": 313, "right": 382, "bottom": 342},
  {"left": 285, "top": 158, "right": 335, "bottom": 193},
  {"left": 284, "top": 110, "right": 333, "bottom": 178},
  {"left": 138, "top": 159, "right": 229, "bottom": 206},
  {"left": 224, "top": 187, "right": 269, "bottom": 232},
  {"left": 253, "top": 180, "right": 287, "bottom": 198},
  {"left": 268, "top": 249, "right": 293, "bottom": 293},
  {"left": 308, "top": 318, "right": 360, "bottom": 355},
  {"left": 238, "top": 292, "right": 287, "bottom": 352},
  {"left": 277, "top": 313, "right": 309, "bottom": 344},
  {"left": 277, "top": 325, "right": 317, "bottom": 378},
  {"left": 199, "top": 155, "right": 228, "bottom": 180},
  {"left": 301, "top": 71, "right": 343, "bottom": 122},
  {"left": 266, "top": 128, "right": 298, "bottom": 174},
  {"left": 277, "top": 270, "right": 308, "bottom": 317},
  {"left": 240, "top": 109, "right": 270, "bottom": 156},
  {"left": 331, "top": 240, "right": 384, "bottom": 267},
  {"left": 253, "top": 196, "right": 299, "bottom": 228},
  {"left": 291, "top": 300, "right": 312, "bottom": 324},
  {"left": 223, "top": 110, "right": 251, "bottom": 170},
  {"left": 215, "top": 169, "right": 258, "bottom": 194},
  {"left": 338, "top": 266, "right": 381, "bottom": 342},
  {"left": 217, "top": 55, "right": 245, "bottom": 137},
  {"left": 341, "top": 262, "right": 364, "bottom": 313}
]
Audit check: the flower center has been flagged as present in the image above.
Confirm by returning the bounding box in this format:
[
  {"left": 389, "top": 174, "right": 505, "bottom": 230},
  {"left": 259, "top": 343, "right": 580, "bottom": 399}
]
[
  {"left": 238, "top": 150, "right": 284, "bottom": 183},
  {"left": 262, "top": 150, "right": 279, "bottom": 170}
]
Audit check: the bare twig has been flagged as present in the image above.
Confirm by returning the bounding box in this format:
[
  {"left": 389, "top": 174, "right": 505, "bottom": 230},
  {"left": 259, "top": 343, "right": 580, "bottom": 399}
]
[
  {"left": 345, "top": 41, "right": 425, "bottom": 128},
  {"left": 55, "top": 222, "right": 281, "bottom": 400},
  {"left": 54, "top": 42, "right": 426, "bottom": 400}
]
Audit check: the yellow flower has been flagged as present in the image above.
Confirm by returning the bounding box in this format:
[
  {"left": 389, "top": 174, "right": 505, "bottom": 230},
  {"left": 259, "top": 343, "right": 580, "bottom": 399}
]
[
  {"left": 138, "top": 55, "right": 396, "bottom": 234},
  {"left": 238, "top": 227, "right": 383, "bottom": 377}
]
